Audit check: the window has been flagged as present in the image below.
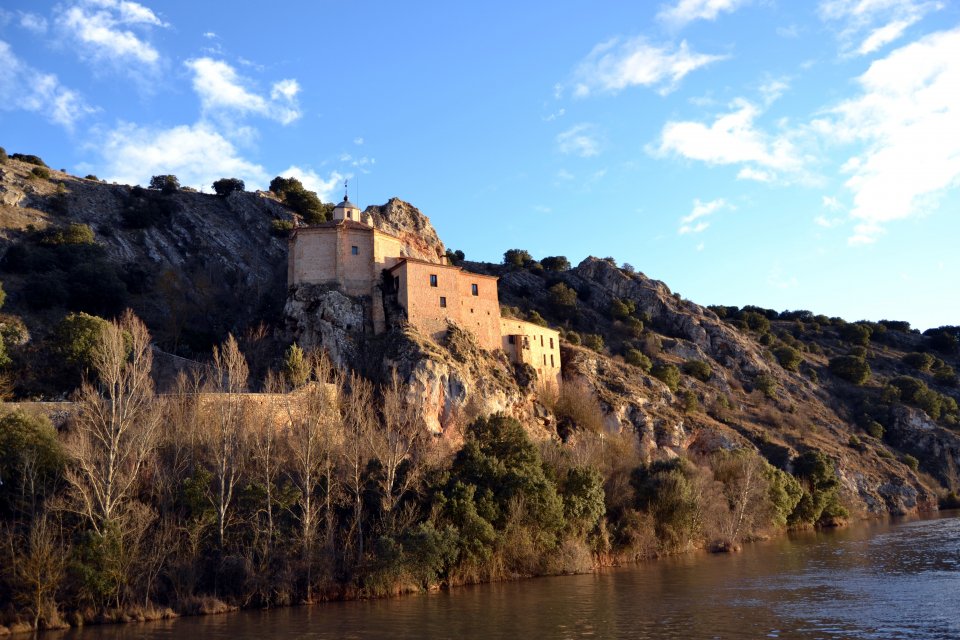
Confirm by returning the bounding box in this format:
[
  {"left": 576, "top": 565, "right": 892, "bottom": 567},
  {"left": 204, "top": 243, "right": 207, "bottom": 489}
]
[
  {"left": 347, "top": 211, "right": 353, "bottom": 219},
  {"left": 549, "top": 337, "right": 554, "bottom": 348},
  {"left": 471, "top": 283, "right": 478, "bottom": 296},
  {"left": 551, "top": 354, "right": 555, "bottom": 367},
  {"left": 543, "top": 354, "right": 547, "bottom": 365},
  {"left": 540, "top": 335, "right": 544, "bottom": 347},
  {"left": 393, "top": 276, "right": 400, "bottom": 291},
  {"left": 430, "top": 274, "right": 438, "bottom": 287},
  {"left": 351, "top": 245, "right": 358, "bottom": 255},
  {"left": 439, "top": 297, "right": 447, "bottom": 308},
  {"left": 508, "top": 335, "right": 516, "bottom": 344}
]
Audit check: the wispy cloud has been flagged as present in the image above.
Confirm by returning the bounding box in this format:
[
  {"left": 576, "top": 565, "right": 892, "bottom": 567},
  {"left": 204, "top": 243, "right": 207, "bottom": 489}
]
[
  {"left": 19, "top": 12, "right": 48, "bottom": 34},
  {"left": 678, "top": 197, "right": 730, "bottom": 234},
  {"left": 819, "top": 0, "right": 944, "bottom": 56},
  {"left": 275, "top": 166, "right": 343, "bottom": 202},
  {"left": 655, "top": 98, "right": 804, "bottom": 180},
  {"left": 556, "top": 123, "right": 601, "bottom": 157},
  {"left": 185, "top": 57, "right": 301, "bottom": 125},
  {"left": 56, "top": 0, "right": 167, "bottom": 68},
  {"left": 570, "top": 36, "right": 726, "bottom": 97},
  {"left": 658, "top": 0, "right": 750, "bottom": 29},
  {"left": 0, "top": 40, "right": 97, "bottom": 128},
  {"left": 823, "top": 27, "right": 960, "bottom": 245}
]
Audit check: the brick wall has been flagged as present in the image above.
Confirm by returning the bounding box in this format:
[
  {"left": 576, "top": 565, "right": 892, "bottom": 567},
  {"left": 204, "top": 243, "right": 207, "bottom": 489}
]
[{"left": 499, "top": 318, "right": 562, "bottom": 388}]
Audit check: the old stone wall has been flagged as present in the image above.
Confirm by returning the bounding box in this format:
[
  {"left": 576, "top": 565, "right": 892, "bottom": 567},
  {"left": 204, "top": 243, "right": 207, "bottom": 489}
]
[{"left": 500, "top": 318, "right": 562, "bottom": 388}]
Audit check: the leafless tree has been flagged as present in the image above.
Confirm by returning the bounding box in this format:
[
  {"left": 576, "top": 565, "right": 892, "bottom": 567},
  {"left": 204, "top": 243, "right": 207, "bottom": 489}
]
[
  {"left": 208, "top": 334, "right": 249, "bottom": 548},
  {"left": 368, "top": 369, "right": 425, "bottom": 530},
  {"left": 341, "top": 372, "right": 373, "bottom": 560},
  {"left": 5, "top": 513, "right": 68, "bottom": 629},
  {"left": 63, "top": 310, "right": 157, "bottom": 535}
]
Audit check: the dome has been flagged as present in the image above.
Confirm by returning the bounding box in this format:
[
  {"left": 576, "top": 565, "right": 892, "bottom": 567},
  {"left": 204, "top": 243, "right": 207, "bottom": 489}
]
[{"left": 334, "top": 197, "right": 359, "bottom": 210}]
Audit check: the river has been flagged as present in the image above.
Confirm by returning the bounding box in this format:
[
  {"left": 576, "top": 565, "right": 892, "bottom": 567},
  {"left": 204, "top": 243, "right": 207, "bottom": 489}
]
[{"left": 57, "top": 512, "right": 960, "bottom": 639}]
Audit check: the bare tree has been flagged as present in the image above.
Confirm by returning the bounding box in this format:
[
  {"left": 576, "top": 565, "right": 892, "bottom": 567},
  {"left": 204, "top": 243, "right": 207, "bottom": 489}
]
[
  {"left": 283, "top": 352, "right": 342, "bottom": 601},
  {"left": 63, "top": 310, "right": 157, "bottom": 535},
  {"left": 368, "top": 369, "right": 425, "bottom": 531},
  {"left": 6, "top": 513, "right": 68, "bottom": 629},
  {"left": 208, "top": 334, "right": 249, "bottom": 548},
  {"left": 341, "top": 372, "right": 373, "bottom": 560}
]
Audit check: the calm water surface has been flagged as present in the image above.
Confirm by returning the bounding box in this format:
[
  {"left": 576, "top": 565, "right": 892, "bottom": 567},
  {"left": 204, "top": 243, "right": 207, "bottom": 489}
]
[{"left": 59, "top": 512, "right": 960, "bottom": 639}]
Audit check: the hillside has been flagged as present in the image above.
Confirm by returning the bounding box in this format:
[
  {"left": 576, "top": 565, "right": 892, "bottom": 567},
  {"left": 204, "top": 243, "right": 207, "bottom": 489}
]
[{"left": 1, "top": 152, "right": 959, "bottom": 520}]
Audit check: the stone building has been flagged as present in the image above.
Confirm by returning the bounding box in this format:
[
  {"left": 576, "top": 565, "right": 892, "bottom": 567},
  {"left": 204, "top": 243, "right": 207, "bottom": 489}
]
[{"left": 289, "top": 195, "right": 561, "bottom": 387}]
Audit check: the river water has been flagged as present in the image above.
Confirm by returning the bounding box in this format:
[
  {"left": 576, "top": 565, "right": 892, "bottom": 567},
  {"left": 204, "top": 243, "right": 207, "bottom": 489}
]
[{"left": 60, "top": 512, "right": 960, "bottom": 640}]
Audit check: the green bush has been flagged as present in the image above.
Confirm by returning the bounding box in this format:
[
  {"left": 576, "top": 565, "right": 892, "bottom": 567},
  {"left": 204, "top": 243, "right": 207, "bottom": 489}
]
[
  {"left": 631, "top": 459, "right": 703, "bottom": 550},
  {"left": 11, "top": 153, "right": 47, "bottom": 167},
  {"left": 54, "top": 312, "right": 110, "bottom": 370},
  {"left": 565, "top": 332, "right": 581, "bottom": 345},
  {"left": 30, "top": 166, "right": 51, "bottom": 180},
  {"left": 680, "top": 390, "right": 699, "bottom": 413},
  {"left": 548, "top": 282, "right": 577, "bottom": 310},
  {"left": 839, "top": 322, "right": 872, "bottom": 346},
  {"left": 0, "top": 411, "right": 65, "bottom": 516},
  {"left": 753, "top": 373, "right": 778, "bottom": 398},
  {"left": 122, "top": 186, "right": 177, "bottom": 228},
  {"left": 651, "top": 363, "right": 681, "bottom": 392},
  {"left": 773, "top": 345, "right": 802, "bottom": 371},
  {"left": 742, "top": 311, "right": 770, "bottom": 333},
  {"left": 503, "top": 249, "right": 533, "bottom": 267},
  {"left": 560, "top": 467, "right": 605, "bottom": 534},
  {"left": 270, "top": 219, "right": 294, "bottom": 236},
  {"left": 84, "top": 174, "right": 99, "bottom": 181},
  {"left": 269, "top": 176, "right": 331, "bottom": 223},
  {"left": 541, "top": 256, "right": 570, "bottom": 271},
  {"left": 0, "top": 146, "right": 7, "bottom": 163},
  {"left": 39, "top": 222, "right": 96, "bottom": 246},
  {"left": 625, "top": 349, "right": 652, "bottom": 371},
  {"left": 866, "top": 421, "right": 885, "bottom": 439},
  {"left": 583, "top": 333, "right": 605, "bottom": 353},
  {"left": 148, "top": 174, "right": 180, "bottom": 194},
  {"left": 527, "top": 310, "right": 548, "bottom": 327},
  {"left": 847, "top": 345, "right": 868, "bottom": 359},
  {"left": 212, "top": 177, "right": 245, "bottom": 196},
  {"left": 933, "top": 367, "right": 957, "bottom": 387},
  {"left": 829, "top": 355, "right": 871, "bottom": 385},
  {"left": 623, "top": 316, "right": 644, "bottom": 339},
  {"left": 609, "top": 298, "right": 636, "bottom": 320},
  {"left": 788, "top": 450, "right": 847, "bottom": 525},
  {"left": 682, "top": 359, "right": 712, "bottom": 382},
  {"left": 902, "top": 454, "right": 919, "bottom": 471}
]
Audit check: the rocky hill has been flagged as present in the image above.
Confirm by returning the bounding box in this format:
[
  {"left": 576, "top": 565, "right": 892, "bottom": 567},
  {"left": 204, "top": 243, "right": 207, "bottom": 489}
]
[{"left": 1, "top": 153, "right": 959, "bottom": 518}]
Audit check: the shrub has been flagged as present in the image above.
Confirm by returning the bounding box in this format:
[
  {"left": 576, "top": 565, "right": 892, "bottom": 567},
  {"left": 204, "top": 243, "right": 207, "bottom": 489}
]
[
  {"left": 541, "top": 256, "right": 570, "bottom": 271},
  {"left": 122, "top": 188, "right": 177, "bottom": 228},
  {"left": 866, "top": 421, "right": 885, "bottom": 439},
  {"left": 283, "top": 343, "right": 310, "bottom": 388},
  {"left": 54, "top": 312, "right": 110, "bottom": 370},
  {"left": 933, "top": 368, "right": 957, "bottom": 387},
  {"left": 682, "top": 359, "right": 712, "bottom": 382},
  {"left": 212, "top": 177, "right": 245, "bottom": 196},
  {"left": 902, "top": 454, "right": 919, "bottom": 471},
  {"left": 503, "top": 249, "right": 533, "bottom": 267},
  {"left": 527, "top": 310, "right": 548, "bottom": 327},
  {"left": 148, "top": 174, "right": 180, "bottom": 194},
  {"left": 0, "top": 146, "right": 7, "bottom": 163},
  {"left": 847, "top": 345, "right": 868, "bottom": 359},
  {"left": 583, "top": 333, "right": 605, "bottom": 353},
  {"left": 548, "top": 283, "right": 577, "bottom": 310},
  {"left": 445, "top": 249, "right": 465, "bottom": 265},
  {"left": 610, "top": 298, "right": 633, "bottom": 320},
  {"left": 631, "top": 459, "right": 703, "bottom": 550},
  {"left": 11, "top": 153, "right": 47, "bottom": 166},
  {"left": 30, "top": 166, "right": 51, "bottom": 180},
  {"left": 651, "top": 363, "right": 681, "bottom": 392},
  {"left": 829, "top": 355, "right": 871, "bottom": 385},
  {"left": 742, "top": 311, "right": 770, "bottom": 333},
  {"left": 84, "top": 174, "right": 99, "bottom": 181},
  {"left": 903, "top": 352, "right": 935, "bottom": 372},
  {"left": 680, "top": 390, "right": 699, "bottom": 413},
  {"left": 925, "top": 328, "right": 959, "bottom": 355},
  {"left": 269, "top": 176, "right": 330, "bottom": 223},
  {"left": 788, "top": 450, "right": 848, "bottom": 525},
  {"left": 848, "top": 434, "right": 861, "bottom": 448},
  {"left": 838, "top": 322, "right": 872, "bottom": 346},
  {"left": 623, "top": 316, "right": 644, "bottom": 339},
  {"left": 0, "top": 411, "right": 65, "bottom": 515},
  {"left": 753, "top": 373, "right": 778, "bottom": 399},
  {"left": 773, "top": 346, "right": 802, "bottom": 371},
  {"left": 39, "top": 223, "right": 96, "bottom": 246},
  {"left": 625, "top": 349, "right": 652, "bottom": 371},
  {"left": 565, "top": 332, "right": 581, "bottom": 345},
  {"left": 270, "top": 219, "right": 294, "bottom": 236}
]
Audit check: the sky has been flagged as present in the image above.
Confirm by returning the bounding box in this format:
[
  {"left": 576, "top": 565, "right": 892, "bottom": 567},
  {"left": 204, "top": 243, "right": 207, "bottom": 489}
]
[{"left": 0, "top": 0, "right": 958, "bottom": 330}]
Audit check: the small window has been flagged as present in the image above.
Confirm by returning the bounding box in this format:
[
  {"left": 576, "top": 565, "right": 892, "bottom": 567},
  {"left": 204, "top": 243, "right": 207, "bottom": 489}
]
[
  {"left": 470, "top": 308, "right": 474, "bottom": 314},
  {"left": 351, "top": 245, "right": 358, "bottom": 255},
  {"left": 393, "top": 276, "right": 400, "bottom": 291},
  {"left": 439, "top": 296, "right": 447, "bottom": 308},
  {"left": 551, "top": 354, "right": 555, "bottom": 367},
  {"left": 549, "top": 337, "right": 554, "bottom": 349},
  {"left": 471, "top": 283, "right": 478, "bottom": 296},
  {"left": 540, "top": 335, "right": 544, "bottom": 347},
  {"left": 508, "top": 335, "right": 516, "bottom": 344},
  {"left": 430, "top": 274, "right": 438, "bottom": 287},
  {"left": 543, "top": 354, "right": 547, "bottom": 365}
]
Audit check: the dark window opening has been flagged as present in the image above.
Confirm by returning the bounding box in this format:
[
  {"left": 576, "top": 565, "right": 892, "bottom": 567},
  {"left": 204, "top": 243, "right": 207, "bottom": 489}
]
[
  {"left": 393, "top": 276, "right": 400, "bottom": 291},
  {"left": 351, "top": 245, "right": 358, "bottom": 255},
  {"left": 549, "top": 337, "right": 554, "bottom": 348},
  {"left": 543, "top": 354, "right": 547, "bottom": 365},
  {"left": 471, "top": 283, "right": 478, "bottom": 296},
  {"left": 551, "top": 354, "right": 555, "bottom": 367},
  {"left": 508, "top": 335, "right": 516, "bottom": 344},
  {"left": 439, "top": 296, "right": 447, "bottom": 308},
  {"left": 430, "top": 274, "right": 438, "bottom": 287}
]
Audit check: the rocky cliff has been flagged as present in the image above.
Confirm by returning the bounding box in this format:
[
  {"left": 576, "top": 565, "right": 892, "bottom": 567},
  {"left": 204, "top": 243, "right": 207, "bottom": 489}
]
[{"left": 1, "top": 155, "right": 958, "bottom": 518}]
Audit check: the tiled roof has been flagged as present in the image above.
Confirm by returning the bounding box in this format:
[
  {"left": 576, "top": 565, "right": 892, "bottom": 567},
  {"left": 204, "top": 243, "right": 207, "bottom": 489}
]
[{"left": 387, "top": 257, "right": 499, "bottom": 280}]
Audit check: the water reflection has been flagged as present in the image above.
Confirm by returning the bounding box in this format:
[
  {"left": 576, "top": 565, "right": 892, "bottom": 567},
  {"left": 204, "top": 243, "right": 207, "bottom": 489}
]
[{"left": 58, "top": 512, "right": 960, "bottom": 640}]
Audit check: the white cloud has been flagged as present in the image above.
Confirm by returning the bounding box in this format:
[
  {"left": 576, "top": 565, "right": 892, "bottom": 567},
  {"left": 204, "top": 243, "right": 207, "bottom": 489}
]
[
  {"left": 658, "top": 0, "right": 750, "bottom": 28},
  {"left": 557, "top": 123, "right": 601, "bottom": 157},
  {"left": 0, "top": 40, "right": 96, "bottom": 128},
  {"left": 818, "top": 0, "right": 943, "bottom": 56},
  {"left": 99, "top": 122, "right": 270, "bottom": 190},
  {"left": 814, "top": 214, "right": 844, "bottom": 228},
  {"left": 825, "top": 27, "right": 960, "bottom": 244},
  {"left": 759, "top": 78, "right": 789, "bottom": 105},
  {"left": 56, "top": 0, "right": 167, "bottom": 67},
  {"left": 571, "top": 37, "right": 726, "bottom": 97},
  {"left": 202, "top": 31, "right": 217, "bottom": 39},
  {"left": 656, "top": 98, "right": 803, "bottom": 177},
  {"left": 353, "top": 137, "right": 364, "bottom": 145},
  {"left": 276, "top": 166, "right": 343, "bottom": 202},
  {"left": 678, "top": 197, "right": 729, "bottom": 234},
  {"left": 543, "top": 107, "right": 565, "bottom": 122},
  {"left": 822, "top": 195, "right": 843, "bottom": 210},
  {"left": 19, "top": 12, "right": 48, "bottom": 33},
  {"left": 185, "top": 57, "right": 301, "bottom": 125},
  {"left": 556, "top": 169, "right": 575, "bottom": 181}
]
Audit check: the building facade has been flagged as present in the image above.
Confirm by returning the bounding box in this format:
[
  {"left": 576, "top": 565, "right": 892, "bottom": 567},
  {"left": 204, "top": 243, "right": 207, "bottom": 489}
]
[{"left": 288, "top": 196, "right": 561, "bottom": 387}]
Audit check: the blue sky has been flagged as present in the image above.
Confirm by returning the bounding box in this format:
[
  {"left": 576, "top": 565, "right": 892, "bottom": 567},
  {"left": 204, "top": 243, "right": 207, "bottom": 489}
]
[{"left": 1, "top": 1, "right": 958, "bottom": 330}]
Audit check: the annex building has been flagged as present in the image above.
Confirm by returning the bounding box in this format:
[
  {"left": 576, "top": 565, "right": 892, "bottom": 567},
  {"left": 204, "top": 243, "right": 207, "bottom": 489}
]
[{"left": 288, "top": 195, "right": 561, "bottom": 387}]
